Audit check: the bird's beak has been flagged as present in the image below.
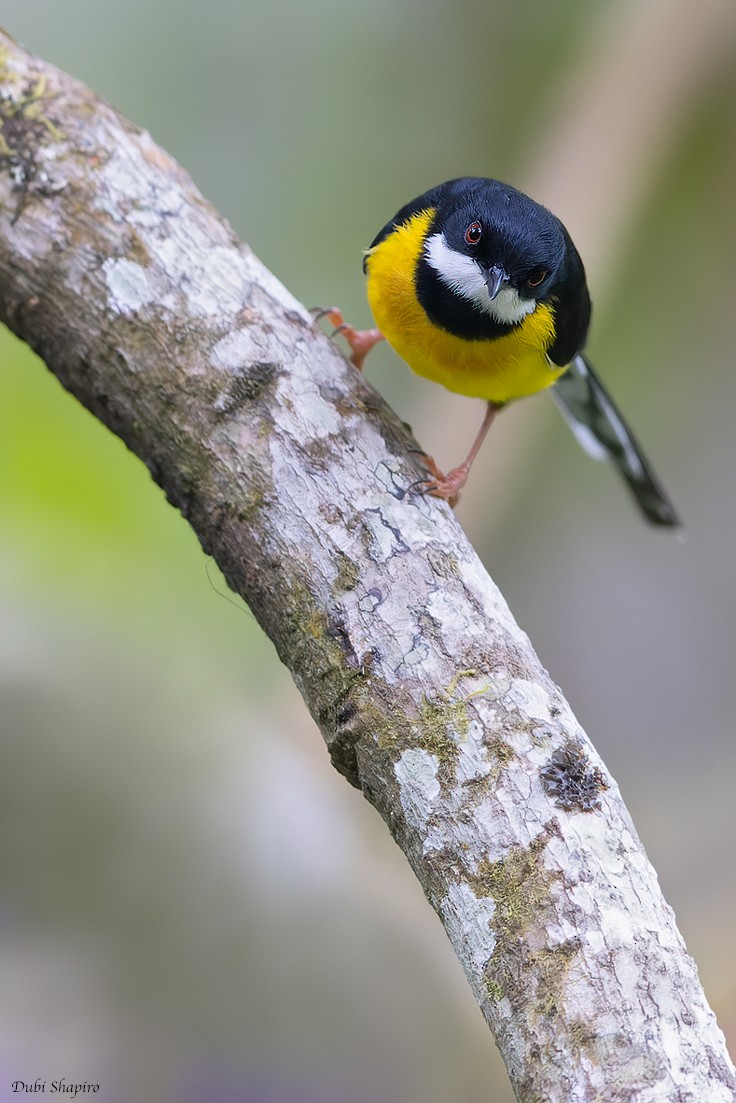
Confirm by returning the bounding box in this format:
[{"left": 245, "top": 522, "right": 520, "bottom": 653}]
[{"left": 485, "top": 265, "right": 509, "bottom": 301}]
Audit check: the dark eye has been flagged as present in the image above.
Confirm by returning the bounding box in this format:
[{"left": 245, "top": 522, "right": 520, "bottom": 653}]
[
  {"left": 464, "top": 220, "right": 482, "bottom": 246},
  {"left": 526, "top": 268, "right": 548, "bottom": 288}
]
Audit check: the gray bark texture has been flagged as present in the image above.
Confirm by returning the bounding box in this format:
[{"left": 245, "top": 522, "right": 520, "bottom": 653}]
[{"left": 0, "top": 28, "right": 733, "bottom": 1103}]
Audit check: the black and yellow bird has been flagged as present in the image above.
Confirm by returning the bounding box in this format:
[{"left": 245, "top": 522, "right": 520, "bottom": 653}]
[{"left": 327, "top": 176, "right": 679, "bottom": 527}]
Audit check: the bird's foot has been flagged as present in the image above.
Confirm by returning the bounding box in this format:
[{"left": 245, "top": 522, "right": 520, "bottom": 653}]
[
  {"left": 412, "top": 452, "right": 470, "bottom": 508},
  {"left": 312, "top": 307, "right": 384, "bottom": 371}
]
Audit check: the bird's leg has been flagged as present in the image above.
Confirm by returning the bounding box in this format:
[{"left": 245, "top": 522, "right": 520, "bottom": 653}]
[
  {"left": 314, "top": 307, "right": 384, "bottom": 371},
  {"left": 418, "top": 401, "right": 500, "bottom": 505}
]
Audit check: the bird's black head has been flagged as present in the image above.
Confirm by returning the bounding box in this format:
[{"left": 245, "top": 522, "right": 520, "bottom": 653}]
[{"left": 421, "top": 178, "right": 568, "bottom": 331}]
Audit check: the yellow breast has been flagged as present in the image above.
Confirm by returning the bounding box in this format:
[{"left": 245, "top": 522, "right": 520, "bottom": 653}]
[{"left": 365, "top": 208, "right": 564, "bottom": 404}]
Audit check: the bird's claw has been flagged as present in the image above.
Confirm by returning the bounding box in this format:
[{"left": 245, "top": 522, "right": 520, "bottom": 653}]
[
  {"left": 312, "top": 306, "right": 384, "bottom": 371},
  {"left": 409, "top": 454, "right": 468, "bottom": 508}
]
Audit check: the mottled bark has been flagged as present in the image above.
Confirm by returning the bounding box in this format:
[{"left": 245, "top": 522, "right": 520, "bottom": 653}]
[{"left": 0, "top": 29, "right": 733, "bottom": 1103}]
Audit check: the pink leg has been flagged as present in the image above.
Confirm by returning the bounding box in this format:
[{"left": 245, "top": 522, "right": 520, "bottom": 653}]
[
  {"left": 419, "top": 402, "right": 500, "bottom": 506},
  {"left": 316, "top": 307, "right": 384, "bottom": 371}
]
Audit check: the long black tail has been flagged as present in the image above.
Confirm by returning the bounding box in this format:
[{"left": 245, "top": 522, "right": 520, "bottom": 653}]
[{"left": 552, "top": 354, "right": 680, "bottom": 528}]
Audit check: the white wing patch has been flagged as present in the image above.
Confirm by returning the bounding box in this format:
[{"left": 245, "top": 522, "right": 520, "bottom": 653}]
[{"left": 424, "top": 232, "right": 537, "bottom": 326}]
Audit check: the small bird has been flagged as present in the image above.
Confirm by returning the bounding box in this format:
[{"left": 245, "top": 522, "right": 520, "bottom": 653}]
[{"left": 326, "top": 176, "right": 679, "bottom": 527}]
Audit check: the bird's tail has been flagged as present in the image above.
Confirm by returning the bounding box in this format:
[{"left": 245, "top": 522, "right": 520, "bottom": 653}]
[{"left": 552, "top": 354, "right": 680, "bottom": 528}]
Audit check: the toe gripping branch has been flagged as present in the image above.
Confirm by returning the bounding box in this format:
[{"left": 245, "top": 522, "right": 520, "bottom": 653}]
[{"left": 313, "top": 307, "right": 384, "bottom": 371}]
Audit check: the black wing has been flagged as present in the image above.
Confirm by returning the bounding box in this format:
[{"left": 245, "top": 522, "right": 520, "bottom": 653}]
[{"left": 547, "top": 221, "right": 592, "bottom": 367}]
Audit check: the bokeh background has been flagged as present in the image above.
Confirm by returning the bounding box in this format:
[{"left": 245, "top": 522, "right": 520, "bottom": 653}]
[{"left": 1, "top": 1, "right": 735, "bottom": 1099}]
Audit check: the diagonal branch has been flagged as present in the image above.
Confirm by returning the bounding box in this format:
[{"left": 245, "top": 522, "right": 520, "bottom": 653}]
[{"left": 0, "top": 29, "right": 733, "bottom": 1103}]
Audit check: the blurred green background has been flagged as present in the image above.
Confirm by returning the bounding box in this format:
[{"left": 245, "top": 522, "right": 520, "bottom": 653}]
[{"left": 1, "top": 1, "right": 735, "bottom": 1099}]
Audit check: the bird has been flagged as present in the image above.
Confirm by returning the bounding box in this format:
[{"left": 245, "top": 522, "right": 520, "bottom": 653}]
[{"left": 324, "top": 176, "right": 679, "bottom": 528}]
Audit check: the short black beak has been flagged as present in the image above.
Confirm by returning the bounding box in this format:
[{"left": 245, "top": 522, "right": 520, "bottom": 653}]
[{"left": 485, "top": 265, "right": 509, "bottom": 301}]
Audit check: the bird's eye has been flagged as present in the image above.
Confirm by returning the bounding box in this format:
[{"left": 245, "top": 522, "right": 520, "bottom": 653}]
[
  {"left": 526, "top": 268, "right": 548, "bottom": 288},
  {"left": 464, "top": 221, "right": 482, "bottom": 246}
]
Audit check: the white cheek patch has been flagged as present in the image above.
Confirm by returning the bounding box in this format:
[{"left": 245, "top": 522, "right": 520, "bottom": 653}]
[
  {"left": 424, "top": 232, "right": 486, "bottom": 298},
  {"left": 424, "top": 232, "right": 537, "bottom": 326}
]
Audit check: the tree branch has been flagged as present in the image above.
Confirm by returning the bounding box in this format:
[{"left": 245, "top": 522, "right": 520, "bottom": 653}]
[{"left": 0, "top": 29, "right": 733, "bottom": 1102}]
